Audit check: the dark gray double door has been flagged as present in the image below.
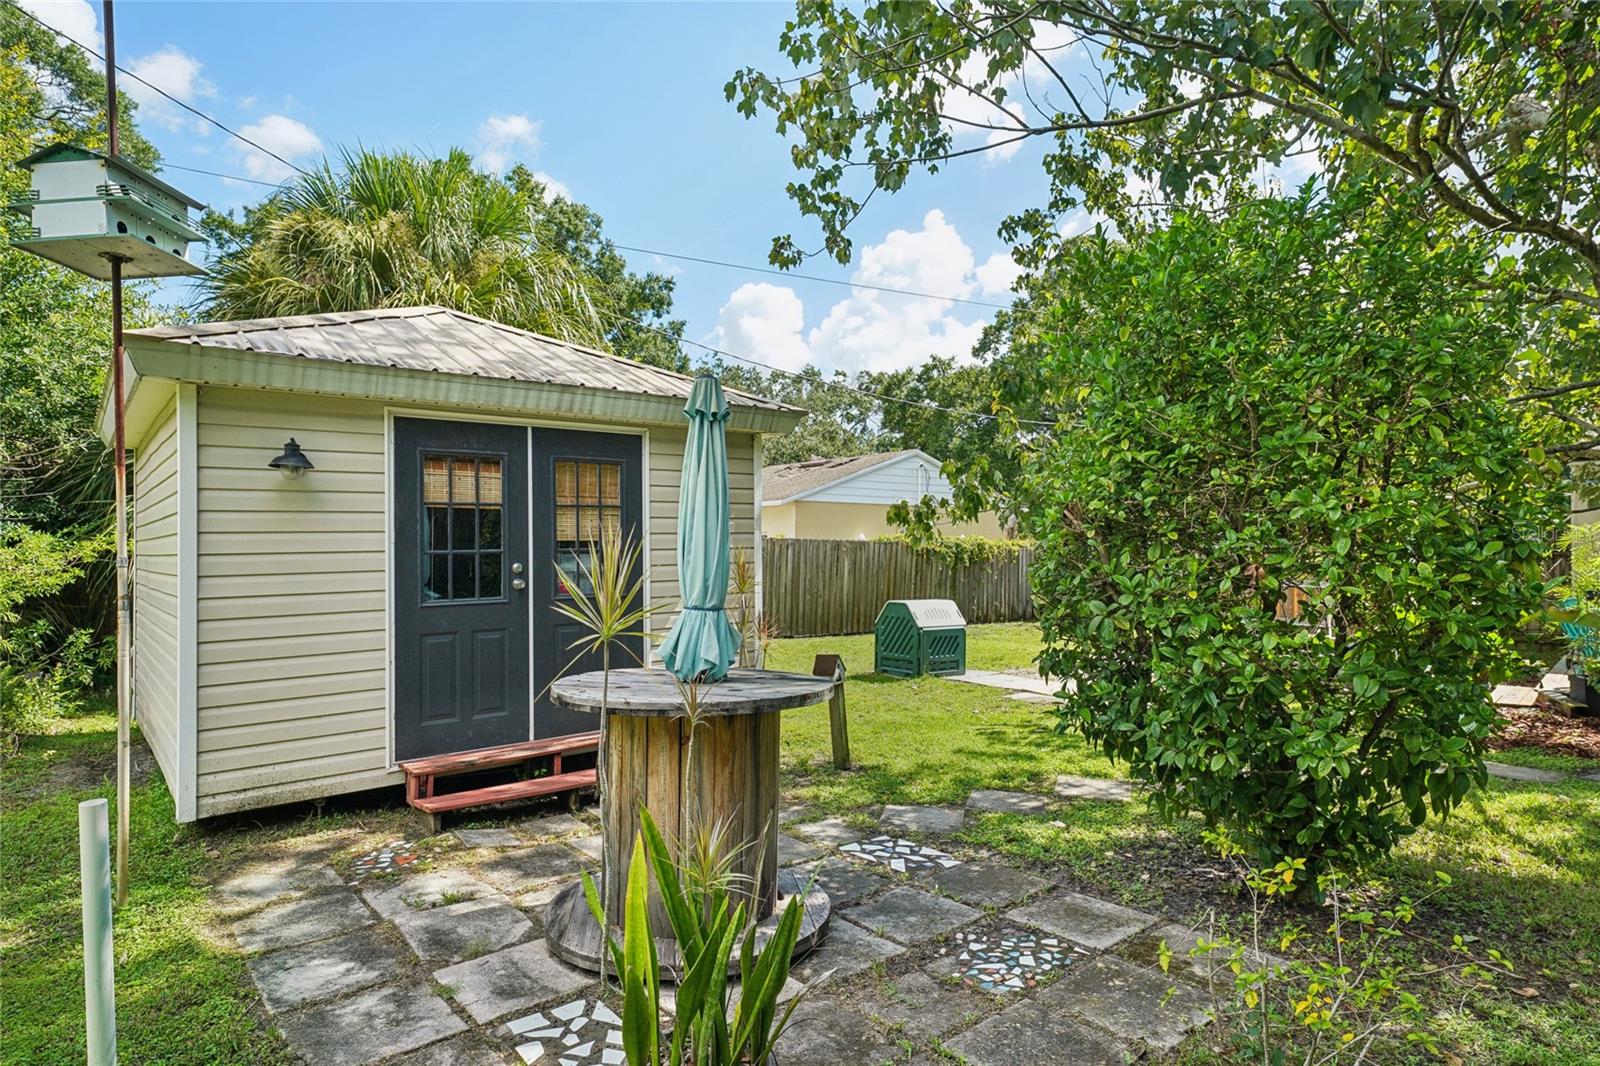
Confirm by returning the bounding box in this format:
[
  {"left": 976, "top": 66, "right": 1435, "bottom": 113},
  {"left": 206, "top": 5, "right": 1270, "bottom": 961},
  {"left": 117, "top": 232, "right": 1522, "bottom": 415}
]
[{"left": 393, "top": 417, "right": 643, "bottom": 762}]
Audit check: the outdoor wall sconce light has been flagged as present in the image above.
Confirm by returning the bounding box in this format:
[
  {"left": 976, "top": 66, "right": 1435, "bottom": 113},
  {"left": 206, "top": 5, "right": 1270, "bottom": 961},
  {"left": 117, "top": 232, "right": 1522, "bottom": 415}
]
[{"left": 267, "top": 438, "right": 314, "bottom": 479}]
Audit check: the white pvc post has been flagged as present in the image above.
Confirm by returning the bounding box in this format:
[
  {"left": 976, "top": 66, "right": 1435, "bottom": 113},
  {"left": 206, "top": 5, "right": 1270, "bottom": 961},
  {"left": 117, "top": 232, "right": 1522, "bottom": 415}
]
[{"left": 79, "top": 798, "right": 117, "bottom": 1065}]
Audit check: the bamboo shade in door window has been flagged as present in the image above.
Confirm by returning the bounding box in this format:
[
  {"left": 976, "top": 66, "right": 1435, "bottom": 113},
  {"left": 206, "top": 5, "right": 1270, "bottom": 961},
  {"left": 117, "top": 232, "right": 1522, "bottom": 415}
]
[
  {"left": 421, "top": 454, "right": 504, "bottom": 601},
  {"left": 555, "top": 458, "right": 623, "bottom": 598}
]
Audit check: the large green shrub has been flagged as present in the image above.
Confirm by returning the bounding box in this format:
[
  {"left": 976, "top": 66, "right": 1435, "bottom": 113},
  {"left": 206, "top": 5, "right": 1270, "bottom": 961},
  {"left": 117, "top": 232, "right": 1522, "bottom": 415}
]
[{"left": 1025, "top": 190, "right": 1564, "bottom": 868}]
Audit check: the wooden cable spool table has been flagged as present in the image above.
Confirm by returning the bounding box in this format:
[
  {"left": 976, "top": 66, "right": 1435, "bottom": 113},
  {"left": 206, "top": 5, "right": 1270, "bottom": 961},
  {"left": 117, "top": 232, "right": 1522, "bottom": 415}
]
[{"left": 543, "top": 668, "right": 837, "bottom": 976}]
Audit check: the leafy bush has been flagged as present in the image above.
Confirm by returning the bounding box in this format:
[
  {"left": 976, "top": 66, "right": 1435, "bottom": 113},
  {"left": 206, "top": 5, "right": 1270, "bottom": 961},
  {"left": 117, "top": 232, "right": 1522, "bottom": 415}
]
[
  {"left": 1025, "top": 189, "right": 1564, "bottom": 868},
  {"left": 1168, "top": 832, "right": 1512, "bottom": 1063}
]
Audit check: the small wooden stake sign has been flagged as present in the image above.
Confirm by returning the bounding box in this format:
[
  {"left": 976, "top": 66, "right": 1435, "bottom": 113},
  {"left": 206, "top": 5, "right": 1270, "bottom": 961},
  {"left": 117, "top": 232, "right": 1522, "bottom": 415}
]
[{"left": 812, "top": 654, "right": 850, "bottom": 770}]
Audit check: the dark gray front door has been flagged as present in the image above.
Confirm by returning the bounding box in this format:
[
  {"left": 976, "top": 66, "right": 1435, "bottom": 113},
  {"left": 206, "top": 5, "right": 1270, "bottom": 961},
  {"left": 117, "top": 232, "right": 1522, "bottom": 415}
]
[
  {"left": 531, "top": 428, "right": 645, "bottom": 739},
  {"left": 394, "top": 418, "right": 530, "bottom": 761}
]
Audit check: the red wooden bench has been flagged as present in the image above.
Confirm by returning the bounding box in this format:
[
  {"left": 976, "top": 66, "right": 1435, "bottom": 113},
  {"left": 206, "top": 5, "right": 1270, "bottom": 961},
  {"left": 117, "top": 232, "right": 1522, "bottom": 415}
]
[{"left": 398, "top": 731, "right": 600, "bottom": 833}]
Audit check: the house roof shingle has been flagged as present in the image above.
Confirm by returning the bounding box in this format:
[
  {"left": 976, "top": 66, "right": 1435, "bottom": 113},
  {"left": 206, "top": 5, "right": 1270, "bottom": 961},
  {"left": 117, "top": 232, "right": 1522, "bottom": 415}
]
[
  {"left": 761, "top": 449, "right": 922, "bottom": 503},
  {"left": 129, "top": 305, "right": 799, "bottom": 414}
]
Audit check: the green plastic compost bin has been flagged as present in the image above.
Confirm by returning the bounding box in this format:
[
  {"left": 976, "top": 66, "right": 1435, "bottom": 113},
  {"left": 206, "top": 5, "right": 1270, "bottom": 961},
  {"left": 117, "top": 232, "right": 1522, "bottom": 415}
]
[{"left": 874, "top": 599, "right": 968, "bottom": 678}]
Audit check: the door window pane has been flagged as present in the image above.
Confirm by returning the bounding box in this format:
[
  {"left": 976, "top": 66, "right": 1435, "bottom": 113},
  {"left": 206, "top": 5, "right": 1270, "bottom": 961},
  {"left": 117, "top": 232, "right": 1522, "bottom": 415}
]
[
  {"left": 425, "top": 506, "right": 448, "bottom": 553},
  {"left": 479, "top": 553, "right": 503, "bottom": 598},
  {"left": 479, "top": 507, "right": 502, "bottom": 549},
  {"left": 420, "top": 453, "right": 509, "bottom": 603},
  {"left": 553, "top": 459, "right": 622, "bottom": 599},
  {"left": 451, "top": 507, "right": 475, "bottom": 551},
  {"left": 451, "top": 553, "right": 476, "bottom": 600},
  {"left": 424, "top": 552, "right": 449, "bottom": 601}
]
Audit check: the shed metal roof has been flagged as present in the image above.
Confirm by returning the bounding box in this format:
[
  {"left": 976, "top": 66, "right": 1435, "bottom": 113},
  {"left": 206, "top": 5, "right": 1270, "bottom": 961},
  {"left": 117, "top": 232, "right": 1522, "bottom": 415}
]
[{"left": 128, "top": 305, "right": 798, "bottom": 414}]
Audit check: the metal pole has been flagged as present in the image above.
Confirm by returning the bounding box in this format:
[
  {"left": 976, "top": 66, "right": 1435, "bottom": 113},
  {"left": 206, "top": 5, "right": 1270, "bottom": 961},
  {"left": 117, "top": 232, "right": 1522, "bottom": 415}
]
[
  {"left": 102, "top": 0, "right": 131, "bottom": 909},
  {"left": 79, "top": 798, "right": 118, "bottom": 1066}
]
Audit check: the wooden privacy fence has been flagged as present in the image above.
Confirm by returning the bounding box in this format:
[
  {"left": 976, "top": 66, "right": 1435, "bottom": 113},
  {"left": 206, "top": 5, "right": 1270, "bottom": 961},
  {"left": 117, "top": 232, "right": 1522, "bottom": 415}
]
[{"left": 761, "top": 538, "right": 1034, "bottom": 637}]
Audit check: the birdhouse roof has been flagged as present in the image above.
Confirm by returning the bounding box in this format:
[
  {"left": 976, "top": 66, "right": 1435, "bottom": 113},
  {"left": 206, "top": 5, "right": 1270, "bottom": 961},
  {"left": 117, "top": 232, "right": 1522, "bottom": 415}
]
[{"left": 14, "top": 142, "right": 205, "bottom": 210}]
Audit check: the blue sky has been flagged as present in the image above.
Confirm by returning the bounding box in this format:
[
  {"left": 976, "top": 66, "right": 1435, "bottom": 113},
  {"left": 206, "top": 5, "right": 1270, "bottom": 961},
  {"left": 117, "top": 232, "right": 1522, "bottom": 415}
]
[{"left": 23, "top": 0, "right": 1067, "bottom": 376}]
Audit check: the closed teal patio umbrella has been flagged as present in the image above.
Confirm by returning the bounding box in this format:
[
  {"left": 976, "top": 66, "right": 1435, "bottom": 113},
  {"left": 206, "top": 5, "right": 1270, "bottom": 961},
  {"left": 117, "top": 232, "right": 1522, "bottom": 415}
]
[{"left": 659, "top": 372, "right": 742, "bottom": 682}]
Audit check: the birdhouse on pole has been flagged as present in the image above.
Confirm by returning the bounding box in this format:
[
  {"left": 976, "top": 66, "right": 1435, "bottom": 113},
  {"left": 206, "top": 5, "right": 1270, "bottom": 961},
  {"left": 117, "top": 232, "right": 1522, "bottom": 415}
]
[{"left": 7, "top": 143, "right": 206, "bottom": 279}]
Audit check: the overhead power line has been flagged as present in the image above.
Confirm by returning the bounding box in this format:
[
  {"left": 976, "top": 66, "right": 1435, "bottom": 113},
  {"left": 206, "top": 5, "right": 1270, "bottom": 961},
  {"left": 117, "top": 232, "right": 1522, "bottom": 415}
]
[
  {"left": 157, "top": 161, "right": 291, "bottom": 188},
  {"left": 613, "top": 244, "right": 1013, "bottom": 310},
  {"left": 14, "top": 3, "right": 1057, "bottom": 431},
  {"left": 605, "top": 308, "right": 1059, "bottom": 430},
  {"left": 13, "top": 3, "right": 314, "bottom": 179}
]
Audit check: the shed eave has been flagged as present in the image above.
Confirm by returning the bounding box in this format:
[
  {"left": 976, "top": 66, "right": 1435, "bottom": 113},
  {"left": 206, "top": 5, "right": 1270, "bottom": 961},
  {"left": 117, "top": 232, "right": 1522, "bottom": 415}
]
[{"left": 123, "top": 338, "right": 807, "bottom": 435}]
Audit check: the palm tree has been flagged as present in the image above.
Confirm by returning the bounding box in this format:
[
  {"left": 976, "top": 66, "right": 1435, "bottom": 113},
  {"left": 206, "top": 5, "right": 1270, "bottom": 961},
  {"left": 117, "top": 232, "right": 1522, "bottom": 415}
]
[{"left": 200, "top": 148, "right": 608, "bottom": 344}]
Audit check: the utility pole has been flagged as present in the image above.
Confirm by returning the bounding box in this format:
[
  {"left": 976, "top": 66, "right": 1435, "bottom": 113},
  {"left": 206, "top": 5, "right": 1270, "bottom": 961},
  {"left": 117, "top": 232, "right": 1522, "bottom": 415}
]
[{"left": 103, "top": 0, "right": 132, "bottom": 909}]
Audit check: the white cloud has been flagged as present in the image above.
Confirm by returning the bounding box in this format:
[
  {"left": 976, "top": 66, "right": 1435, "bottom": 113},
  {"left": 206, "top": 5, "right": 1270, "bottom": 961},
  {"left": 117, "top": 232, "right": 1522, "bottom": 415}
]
[
  {"left": 941, "top": 21, "right": 1083, "bottom": 165},
  {"left": 984, "top": 128, "right": 1026, "bottom": 162},
  {"left": 477, "top": 113, "right": 541, "bottom": 174},
  {"left": 1058, "top": 209, "right": 1100, "bottom": 238},
  {"left": 714, "top": 210, "right": 1008, "bottom": 377},
  {"left": 974, "top": 251, "right": 1023, "bottom": 297},
  {"left": 714, "top": 283, "right": 812, "bottom": 373},
  {"left": 124, "top": 46, "right": 214, "bottom": 131},
  {"left": 530, "top": 169, "right": 570, "bottom": 200},
  {"left": 234, "top": 114, "right": 321, "bottom": 182},
  {"left": 17, "top": 0, "right": 100, "bottom": 55}
]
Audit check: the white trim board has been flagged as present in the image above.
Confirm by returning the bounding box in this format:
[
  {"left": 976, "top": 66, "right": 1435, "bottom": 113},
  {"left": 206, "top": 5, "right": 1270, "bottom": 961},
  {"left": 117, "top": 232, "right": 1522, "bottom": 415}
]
[{"left": 175, "top": 382, "right": 199, "bottom": 822}]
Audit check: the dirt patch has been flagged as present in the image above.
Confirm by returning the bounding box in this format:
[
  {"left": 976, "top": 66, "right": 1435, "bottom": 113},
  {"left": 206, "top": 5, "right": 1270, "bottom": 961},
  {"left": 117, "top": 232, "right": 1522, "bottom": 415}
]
[
  {"left": 1488, "top": 708, "right": 1600, "bottom": 761},
  {"left": 10, "top": 737, "right": 156, "bottom": 803}
]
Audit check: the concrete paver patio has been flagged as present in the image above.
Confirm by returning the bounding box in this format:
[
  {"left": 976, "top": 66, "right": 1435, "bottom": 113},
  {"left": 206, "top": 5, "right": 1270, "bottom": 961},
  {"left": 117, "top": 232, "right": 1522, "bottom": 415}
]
[{"left": 213, "top": 794, "right": 1215, "bottom": 1065}]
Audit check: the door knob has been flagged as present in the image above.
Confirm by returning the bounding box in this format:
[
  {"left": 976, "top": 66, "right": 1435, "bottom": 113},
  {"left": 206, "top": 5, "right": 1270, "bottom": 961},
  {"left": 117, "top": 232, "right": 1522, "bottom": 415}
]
[
  {"left": 511, "top": 562, "right": 524, "bottom": 574},
  {"left": 512, "top": 577, "right": 527, "bottom": 591}
]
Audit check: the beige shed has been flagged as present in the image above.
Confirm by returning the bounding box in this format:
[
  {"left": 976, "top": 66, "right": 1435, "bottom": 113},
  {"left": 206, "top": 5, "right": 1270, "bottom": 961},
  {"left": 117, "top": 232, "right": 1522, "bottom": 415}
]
[{"left": 100, "top": 306, "right": 801, "bottom": 821}]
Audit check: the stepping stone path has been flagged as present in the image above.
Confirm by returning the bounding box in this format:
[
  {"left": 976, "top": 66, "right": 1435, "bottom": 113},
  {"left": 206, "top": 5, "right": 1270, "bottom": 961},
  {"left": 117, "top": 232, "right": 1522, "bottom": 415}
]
[
  {"left": 435, "top": 940, "right": 592, "bottom": 1024},
  {"left": 927, "top": 860, "right": 1052, "bottom": 908},
  {"left": 790, "top": 858, "right": 892, "bottom": 905},
  {"left": 967, "top": 788, "right": 1052, "bottom": 814},
  {"left": 211, "top": 804, "right": 1214, "bottom": 1065},
  {"left": 840, "top": 834, "right": 961, "bottom": 873},
  {"left": 880, "top": 803, "right": 965, "bottom": 834},
  {"left": 843, "top": 886, "right": 980, "bottom": 945},
  {"left": 1008, "top": 891, "right": 1157, "bottom": 950},
  {"left": 778, "top": 833, "right": 827, "bottom": 865},
  {"left": 505, "top": 997, "right": 622, "bottom": 1065},
  {"left": 938, "top": 927, "right": 1075, "bottom": 992},
  {"left": 948, "top": 669, "right": 1066, "bottom": 696},
  {"left": 457, "top": 828, "right": 523, "bottom": 848},
  {"left": 1484, "top": 760, "right": 1573, "bottom": 784},
  {"left": 789, "top": 815, "right": 865, "bottom": 846},
  {"left": 1055, "top": 774, "right": 1134, "bottom": 802},
  {"left": 273, "top": 982, "right": 468, "bottom": 1066}
]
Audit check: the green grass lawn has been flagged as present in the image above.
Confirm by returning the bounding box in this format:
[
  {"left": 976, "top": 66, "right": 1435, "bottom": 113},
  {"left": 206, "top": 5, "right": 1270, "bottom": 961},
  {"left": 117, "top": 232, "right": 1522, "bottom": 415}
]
[
  {"left": 0, "top": 702, "right": 295, "bottom": 1066},
  {"left": 3, "top": 622, "right": 1595, "bottom": 1064},
  {"left": 769, "top": 624, "right": 1600, "bottom": 1065}
]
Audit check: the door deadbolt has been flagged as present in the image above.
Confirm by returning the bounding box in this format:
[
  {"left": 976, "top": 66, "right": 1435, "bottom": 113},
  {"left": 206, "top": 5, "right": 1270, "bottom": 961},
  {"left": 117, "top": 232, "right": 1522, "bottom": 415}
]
[{"left": 511, "top": 562, "right": 524, "bottom": 574}]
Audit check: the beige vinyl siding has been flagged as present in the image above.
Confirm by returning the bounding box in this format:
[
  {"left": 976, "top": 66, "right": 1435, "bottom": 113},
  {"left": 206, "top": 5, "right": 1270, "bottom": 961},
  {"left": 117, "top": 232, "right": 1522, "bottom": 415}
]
[
  {"left": 190, "top": 387, "right": 759, "bottom": 817},
  {"left": 131, "top": 388, "right": 180, "bottom": 793},
  {"left": 647, "top": 427, "right": 758, "bottom": 636},
  {"left": 193, "top": 387, "right": 393, "bottom": 816}
]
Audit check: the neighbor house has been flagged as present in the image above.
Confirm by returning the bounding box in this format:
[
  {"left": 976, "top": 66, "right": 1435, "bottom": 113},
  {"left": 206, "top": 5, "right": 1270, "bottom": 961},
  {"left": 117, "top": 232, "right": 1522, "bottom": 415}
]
[
  {"left": 761, "top": 449, "right": 1005, "bottom": 540},
  {"left": 107, "top": 306, "right": 801, "bottom": 821}
]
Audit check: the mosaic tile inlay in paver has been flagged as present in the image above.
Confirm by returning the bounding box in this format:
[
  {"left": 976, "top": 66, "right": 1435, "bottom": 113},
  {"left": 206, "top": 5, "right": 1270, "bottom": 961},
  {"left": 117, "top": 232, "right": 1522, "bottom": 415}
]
[
  {"left": 350, "top": 840, "right": 420, "bottom": 877},
  {"left": 839, "top": 834, "right": 962, "bottom": 873},
  {"left": 507, "top": 997, "right": 624, "bottom": 1065},
  {"left": 946, "top": 928, "right": 1074, "bottom": 992}
]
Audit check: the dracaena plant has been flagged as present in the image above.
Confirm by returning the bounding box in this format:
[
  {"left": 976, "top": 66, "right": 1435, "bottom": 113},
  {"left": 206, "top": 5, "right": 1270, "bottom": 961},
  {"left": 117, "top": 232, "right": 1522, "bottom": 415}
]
[
  {"left": 582, "top": 808, "right": 805, "bottom": 1066},
  {"left": 727, "top": 547, "right": 757, "bottom": 668},
  {"left": 549, "top": 524, "right": 672, "bottom": 985}
]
